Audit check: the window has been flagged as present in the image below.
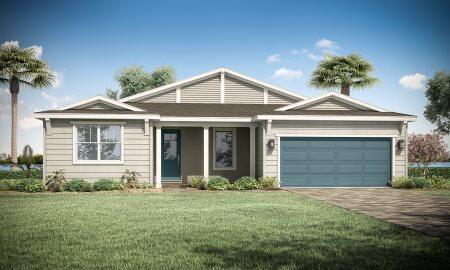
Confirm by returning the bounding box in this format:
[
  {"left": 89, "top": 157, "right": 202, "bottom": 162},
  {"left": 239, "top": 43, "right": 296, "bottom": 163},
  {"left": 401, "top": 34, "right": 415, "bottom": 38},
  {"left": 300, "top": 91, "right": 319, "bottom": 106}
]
[
  {"left": 74, "top": 124, "right": 123, "bottom": 164},
  {"left": 213, "top": 128, "right": 236, "bottom": 170}
]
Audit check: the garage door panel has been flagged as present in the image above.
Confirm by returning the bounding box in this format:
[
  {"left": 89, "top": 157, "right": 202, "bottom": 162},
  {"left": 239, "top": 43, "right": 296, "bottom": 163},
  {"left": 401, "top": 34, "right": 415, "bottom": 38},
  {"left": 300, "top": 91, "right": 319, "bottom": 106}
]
[
  {"left": 282, "top": 152, "right": 307, "bottom": 161},
  {"left": 337, "top": 176, "right": 363, "bottom": 186},
  {"left": 364, "top": 140, "right": 390, "bottom": 149},
  {"left": 282, "top": 177, "right": 308, "bottom": 187},
  {"left": 309, "top": 164, "right": 334, "bottom": 174},
  {"left": 309, "top": 176, "right": 335, "bottom": 186},
  {"left": 280, "top": 137, "right": 391, "bottom": 187},
  {"left": 364, "top": 151, "right": 390, "bottom": 161},
  {"left": 337, "top": 164, "right": 363, "bottom": 174},
  {"left": 309, "top": 140, "right": 334, "bottom": 148},
  {"left": 281, "top": 164, "right": 308, "bottom": 174},
  {"left": 336, "top": 140, "right": 363, "bottom": 149},
  {"left": 337, "top": 151, "right": 363, "bottom": 161},
  {"left": 309, "top": 151, "right": 334, "bottom": 161}
]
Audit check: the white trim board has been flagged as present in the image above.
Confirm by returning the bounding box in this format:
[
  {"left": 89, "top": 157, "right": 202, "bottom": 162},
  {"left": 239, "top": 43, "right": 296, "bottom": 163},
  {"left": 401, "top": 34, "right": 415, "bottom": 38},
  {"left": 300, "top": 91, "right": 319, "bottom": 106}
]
[
  {"left": 34, "top": 113, "right": 160, "bottom": 120},
  {"left": 254, "top": 115, "right": 417, "bottom": 122},
  {"left": 59, "top": 95, "right": 145, "bottom": 112},
  {"left": 275, "top": 134, "right": 398, "bottom": 137},
  {"left": 119, "top": 67, "right": 307, "bottom": 103},
  {"left": 275, "top": 92, "right": 387, "bottom": 112}
]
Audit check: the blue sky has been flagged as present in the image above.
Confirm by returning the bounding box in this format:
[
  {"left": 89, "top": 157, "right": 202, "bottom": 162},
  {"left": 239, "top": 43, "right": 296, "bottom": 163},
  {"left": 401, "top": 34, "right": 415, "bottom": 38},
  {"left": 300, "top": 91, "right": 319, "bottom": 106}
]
[{"left": 0, "top": 0, "right": 449, "bottom": 153}]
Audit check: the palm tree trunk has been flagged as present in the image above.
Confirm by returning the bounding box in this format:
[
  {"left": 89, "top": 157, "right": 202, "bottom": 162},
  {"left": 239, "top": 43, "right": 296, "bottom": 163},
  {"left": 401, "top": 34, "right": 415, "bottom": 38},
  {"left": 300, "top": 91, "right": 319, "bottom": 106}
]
[
  {"left": 10, "top": 79, "right": 19, "bottom": 171},
  {"left": 341, "top": 85, "right": 350, "bottom": 96}
]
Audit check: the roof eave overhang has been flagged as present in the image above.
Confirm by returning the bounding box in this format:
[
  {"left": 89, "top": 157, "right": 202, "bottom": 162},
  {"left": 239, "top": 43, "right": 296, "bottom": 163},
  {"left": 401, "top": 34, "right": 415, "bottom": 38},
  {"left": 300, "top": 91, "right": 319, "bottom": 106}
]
[
  {"left": 33, "top": 113, "right": 160, "bottom": 120},
  {"left": 253, "top": 115, "right": 418, "bottom": 122}
]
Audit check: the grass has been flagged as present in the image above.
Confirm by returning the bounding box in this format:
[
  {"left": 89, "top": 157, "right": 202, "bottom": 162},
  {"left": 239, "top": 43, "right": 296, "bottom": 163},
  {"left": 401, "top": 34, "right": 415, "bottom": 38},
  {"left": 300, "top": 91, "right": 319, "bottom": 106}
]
[{"left": 0, "top": 191, "right": 448, "bottom": 269}]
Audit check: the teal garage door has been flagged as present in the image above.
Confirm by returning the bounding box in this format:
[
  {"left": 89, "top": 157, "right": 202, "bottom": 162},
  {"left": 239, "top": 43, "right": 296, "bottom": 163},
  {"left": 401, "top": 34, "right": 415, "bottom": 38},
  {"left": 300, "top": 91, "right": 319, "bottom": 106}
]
[{"left": 280, "top": 137, "right": 391, "bottom": 187}]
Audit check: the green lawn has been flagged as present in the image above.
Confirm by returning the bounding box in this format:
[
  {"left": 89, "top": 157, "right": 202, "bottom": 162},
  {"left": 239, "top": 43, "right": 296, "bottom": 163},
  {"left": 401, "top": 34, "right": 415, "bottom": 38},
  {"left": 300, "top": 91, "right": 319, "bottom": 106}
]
[{"left": 0, "top": 191, "right": 448, "bottom": 269}]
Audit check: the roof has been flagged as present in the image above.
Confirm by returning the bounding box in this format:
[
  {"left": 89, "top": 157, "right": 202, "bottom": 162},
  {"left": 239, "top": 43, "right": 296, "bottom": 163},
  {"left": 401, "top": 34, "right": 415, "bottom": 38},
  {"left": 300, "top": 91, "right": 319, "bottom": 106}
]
[
  {"left": 119, "top": 67, "right": 307, "bottom": 102},
  {"left": 57, "top": 95, "right": 145, "bottom": 112}
]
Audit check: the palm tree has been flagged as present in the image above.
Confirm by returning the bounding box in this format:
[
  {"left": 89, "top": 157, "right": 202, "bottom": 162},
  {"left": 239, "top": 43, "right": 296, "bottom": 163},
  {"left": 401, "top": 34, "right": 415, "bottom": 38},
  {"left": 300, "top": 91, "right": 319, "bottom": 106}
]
[
  {"left": 309, "top": 54, "right": 378, "bottom": 96},
  {"left": 0, "top": 42, "right": 54, "bottom": 170}
]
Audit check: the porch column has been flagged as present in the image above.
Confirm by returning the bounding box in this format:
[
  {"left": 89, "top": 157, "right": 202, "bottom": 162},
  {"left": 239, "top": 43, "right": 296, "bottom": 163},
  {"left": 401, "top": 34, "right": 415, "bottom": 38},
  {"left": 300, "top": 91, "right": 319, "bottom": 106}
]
[
  {"left": 203, "top": 126, "right": 209, "bottom": 179},
  {"left": 155, "top": 125, "right": 162, "bottom": 188},
  {"left": 249, "top": 126, "right": 256, "bottom": 178}
]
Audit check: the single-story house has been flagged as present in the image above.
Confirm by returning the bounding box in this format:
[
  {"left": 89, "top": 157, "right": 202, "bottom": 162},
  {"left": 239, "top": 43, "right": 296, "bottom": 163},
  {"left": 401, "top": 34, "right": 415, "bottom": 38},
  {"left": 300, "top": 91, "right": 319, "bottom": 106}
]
[{"left": 34, "top": 68, "right": 417, "bottom": 188}]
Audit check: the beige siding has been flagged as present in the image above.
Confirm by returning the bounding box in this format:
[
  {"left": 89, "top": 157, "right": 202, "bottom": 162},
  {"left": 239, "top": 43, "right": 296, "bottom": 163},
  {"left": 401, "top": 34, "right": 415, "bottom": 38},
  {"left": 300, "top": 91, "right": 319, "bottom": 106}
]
[
  {"left": 141, "top": 89, "right": 176, "bottom": 103},
  {"left": 302, "top": 98, "right": 362, "bottom": 110},
  {"left": 268, "top": 91, "right": 297, "bottom": 104},
  {"left": 262, "top": 121, "right": 407, "bottom": 179},
  {"left": 45, "top": 119, "right": 150, "bottom": 182},
  {"left": 83, "top": 103, "right": 122, "bottom": 110},
  {"left": 181, "top": 76, "right": 220, "bottom": 103},
  {"left": 224, "top": 76, "right": 264, "bottom": 103}
]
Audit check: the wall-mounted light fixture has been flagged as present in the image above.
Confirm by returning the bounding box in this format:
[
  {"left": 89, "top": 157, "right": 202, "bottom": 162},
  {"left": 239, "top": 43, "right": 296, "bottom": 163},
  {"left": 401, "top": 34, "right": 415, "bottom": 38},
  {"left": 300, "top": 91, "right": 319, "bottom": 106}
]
[
  {"left": 267, "top": 139, "right": 275, "bottom": 150},
  {"left": 396, "top": 139, "right": 405, "bottom": 151}
]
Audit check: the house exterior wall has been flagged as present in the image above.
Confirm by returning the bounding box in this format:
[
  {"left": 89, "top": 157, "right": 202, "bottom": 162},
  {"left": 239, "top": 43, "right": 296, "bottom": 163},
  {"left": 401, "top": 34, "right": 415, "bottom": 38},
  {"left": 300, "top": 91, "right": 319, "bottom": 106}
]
[
  {"left": 224, "top": 76, "right": 264, "bottom": 103},
  {"left": 267, "top": 91, "right": 297, "bottom": 104},
  {"left": 263, "top": 120, "right": 407, "bottom": 179},
  {"left": 302, "top": 99, "right": 362, "bottom": 110},
  {"left": 44, "top": 119, "right": 151, "bottom": 181},
  {"left": 141, "top": 89, "right": 177, "bottom": 103},
  {"left": 255, "top": 122, "right": 264, "bottom": 179},
  {"left": 180, "top": 76, "right": 221, "bottom": 103}
]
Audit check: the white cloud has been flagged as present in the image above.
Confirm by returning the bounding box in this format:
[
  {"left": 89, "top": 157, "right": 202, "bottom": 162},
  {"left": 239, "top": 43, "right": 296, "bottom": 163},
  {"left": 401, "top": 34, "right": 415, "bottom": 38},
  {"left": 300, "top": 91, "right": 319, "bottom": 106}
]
[
  {"left": 266, "top": 54, "right": 281, "bottom": 63},
  {"left": 290, "top": 49, "right": 301, "bottom": 55},
  {"left": 52, "top": 71, "right": 63, "bottom": 88},
  {"left": 41, "top": 91, "right": 73, "bottom": 109},
  {"left": 399, "top": 73, "right": 427, "bottom": 90},
  {"left": 321, "top": 49, "right": 338, "bottom": 55},
  {"left": 29, "top": 45, "right": 43, "bottom": 59},
  {"left": 19, "top": 117, "right": 42, "bottom": 130},
  {"left": 2, "top": 41, "right": 19, "bottom": 47},
  {"left": 273, "top": 68, "right": 303, "bottom": 79},
  {"left": 307, "top": 53, "right": 323, "bottom": 61},
  {"left": 315, "top": 39, "right": 340, "bottom": 50}
]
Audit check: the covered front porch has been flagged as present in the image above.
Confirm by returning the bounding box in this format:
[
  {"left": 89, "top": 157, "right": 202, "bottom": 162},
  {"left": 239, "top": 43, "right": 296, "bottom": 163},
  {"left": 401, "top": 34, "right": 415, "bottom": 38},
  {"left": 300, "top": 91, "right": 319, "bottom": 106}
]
[{"left": 152, "top": 122, "right": 257, "bottom": 188}]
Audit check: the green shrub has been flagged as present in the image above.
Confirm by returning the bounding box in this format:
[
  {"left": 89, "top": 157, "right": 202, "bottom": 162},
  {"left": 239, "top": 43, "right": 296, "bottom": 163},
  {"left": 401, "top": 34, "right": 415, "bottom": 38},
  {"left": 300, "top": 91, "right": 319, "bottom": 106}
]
[
  {"left": 187, "top": 176, "right": 203, "bottom": 188},
  {"left": 15, "top": 179, "right": 44, "bottom": 192},
  {"left": 408, "top": 167, "right": 450, "bottom": 179},
  {"left": 430, "top": 176, "right": 449, "bottom": 189},
  {"left": 0, "top": 169, "right": 42, "bottom": 179},
  {"left": 64, "top": 179, "right": 93, "bottom": 192},
  {"left": 137, "top": 182, "right": 153, "bottom": 189},
  {"left": 120, "top": 169, "right": 141, "bottom": 189},
  {"left": 234, "top": 177, "right": 260, "bottom": 190},
  {"left": 0, "top": 180, "right": 10, "bottom": 191},
  {"left": 258, "top": 176, "right": 279, "bottom": 190},
  {"left": 93, "top": 179, "right": 123, "bottom": 191},
  {"left": 410, "top": 177, "right": 432, "bottom": 189},
  {"left": 390, "top": 177, "right": 415, "bottom": 189},
  {"left": 198, "top": 178, "right": 209, "bottom": 190},
  {"left": 45, "top": 170, "right": 66, "bottom": 192},
  {"left": 226, "top": 183, "right": 237, "bottom": 190},
  {"left": 207, "top": 176, "right": 230, "bottom": 190}
]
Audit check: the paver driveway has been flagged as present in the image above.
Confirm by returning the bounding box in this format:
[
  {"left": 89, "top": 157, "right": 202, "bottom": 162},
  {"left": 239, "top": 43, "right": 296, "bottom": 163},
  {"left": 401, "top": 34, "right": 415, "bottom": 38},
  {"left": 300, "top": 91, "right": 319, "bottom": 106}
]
[{"left": 289, "top": 188, "right": 450, "bottom": 240}]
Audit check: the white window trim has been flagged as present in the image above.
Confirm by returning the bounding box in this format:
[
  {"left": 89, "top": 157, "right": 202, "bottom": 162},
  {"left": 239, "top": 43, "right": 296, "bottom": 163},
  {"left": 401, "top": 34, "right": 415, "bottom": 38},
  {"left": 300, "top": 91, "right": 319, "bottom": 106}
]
[
  {"left": 72, "top": 124, "right": 125, "bottom": 165},
  {"left": 212, "top": 128, "right": 237, "bottom": 171}
]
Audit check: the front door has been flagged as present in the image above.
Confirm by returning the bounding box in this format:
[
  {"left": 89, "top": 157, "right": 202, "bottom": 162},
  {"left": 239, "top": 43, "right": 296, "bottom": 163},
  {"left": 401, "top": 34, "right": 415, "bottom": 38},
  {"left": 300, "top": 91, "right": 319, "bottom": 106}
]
[{"left": 162, "top": 129, "right": 181, "bottom": 181}]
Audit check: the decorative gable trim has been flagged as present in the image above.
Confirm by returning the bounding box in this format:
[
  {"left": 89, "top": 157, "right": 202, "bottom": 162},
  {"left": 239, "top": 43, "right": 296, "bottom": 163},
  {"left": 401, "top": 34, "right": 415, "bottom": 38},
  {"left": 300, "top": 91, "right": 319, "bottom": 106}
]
[
  {"left": 58, "top": 95, "right": 145, "bottom": 112},
  {"left": 275, "top": 92, "right": 388, "bottom": 112},
  {"left": 119, "top": 68, "right": 306, "bottom": 103}
]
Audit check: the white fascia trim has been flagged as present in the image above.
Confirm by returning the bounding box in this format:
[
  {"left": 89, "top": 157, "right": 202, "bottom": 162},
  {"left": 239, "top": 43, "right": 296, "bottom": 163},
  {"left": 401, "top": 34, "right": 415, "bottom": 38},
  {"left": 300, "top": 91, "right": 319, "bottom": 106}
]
[
  {"left": 120, "top": 68, "right": 223, "bottom": 102},
  {"left": 120, "top": 67, "right": 307, "bottom": 103},
  {"left": 34, "top": 113, "right": 160, "bottom": 120},
  {"left": 223, "top": 68, "right": 306, "bottom": 101},
  {"left": 275, "top": 134, "right": 398, "bottom": 137},
  {"left": 275, "top": 92, "right": 387, "bottom": 112},
  {"left": 254, "top": 115, "right": 417, "bottom": 122},
  {"left": 159, "top": 116, "right": 253, "bottom": 122},
  {"left": 58, "top": 95, "right": 145, "bottom": 112}
]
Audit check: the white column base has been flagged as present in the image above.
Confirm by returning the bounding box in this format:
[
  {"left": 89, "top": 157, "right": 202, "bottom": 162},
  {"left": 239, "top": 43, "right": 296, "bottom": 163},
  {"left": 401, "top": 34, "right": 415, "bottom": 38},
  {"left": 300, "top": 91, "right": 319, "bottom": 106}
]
[{"left": 155, "top": 126, "right": 162, "bottom": 188}]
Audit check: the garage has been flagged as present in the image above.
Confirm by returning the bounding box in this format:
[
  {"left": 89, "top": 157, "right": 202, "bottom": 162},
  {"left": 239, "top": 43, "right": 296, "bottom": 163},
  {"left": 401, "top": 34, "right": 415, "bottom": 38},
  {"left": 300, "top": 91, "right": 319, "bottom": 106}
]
[{"left": 280, "top": 137, "right": 391, "bottom": 187}]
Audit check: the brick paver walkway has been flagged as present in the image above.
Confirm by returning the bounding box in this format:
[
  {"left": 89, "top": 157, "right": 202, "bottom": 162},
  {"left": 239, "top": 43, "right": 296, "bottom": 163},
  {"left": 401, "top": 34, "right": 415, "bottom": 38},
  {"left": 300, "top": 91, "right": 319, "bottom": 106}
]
[{"left": 289, "top": 188, "right": 450, "bottom": 240}]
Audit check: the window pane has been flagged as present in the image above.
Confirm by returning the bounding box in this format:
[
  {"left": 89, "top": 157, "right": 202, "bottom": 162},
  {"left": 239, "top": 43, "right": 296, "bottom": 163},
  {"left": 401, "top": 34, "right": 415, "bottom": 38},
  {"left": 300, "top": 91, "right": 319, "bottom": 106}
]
[
  {"left": 77, "top": 125, "right": 97, "bottom": 142},
  {"left": 77, "top": 143, "right": 98, "bottom": 160},
  {"left": 100, "top": 143, "right": 121, "bottom": 160},
  {"left": 215, "top": 131, "right": 233, "bottom": 168},
  {"left": 100, "top": 125, "right": 120, "bottom": 142}
]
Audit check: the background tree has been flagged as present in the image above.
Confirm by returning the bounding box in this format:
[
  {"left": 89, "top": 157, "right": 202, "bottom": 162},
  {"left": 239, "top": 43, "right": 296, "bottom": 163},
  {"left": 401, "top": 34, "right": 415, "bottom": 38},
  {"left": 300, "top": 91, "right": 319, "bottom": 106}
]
[
  {"left": 309, "top": 54, "right": 378, "bottom": 96},
  {"left": 105, "top": 88, "right": 119, "bottom": 100},
  {"left": 0, "top": 42, "right": 54, "bottom": 170},
  {"left": 408, "top": 133, "right": 448, "bottom": 177},
  {"left": 17, "top": 145, "right": 42, "bottom": 171},
  {"left": 111, "top": 65, "right": 176, "bottom": 98},
  {"left": 424, "top": 71, "right": 449, "bottom": 134}
]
